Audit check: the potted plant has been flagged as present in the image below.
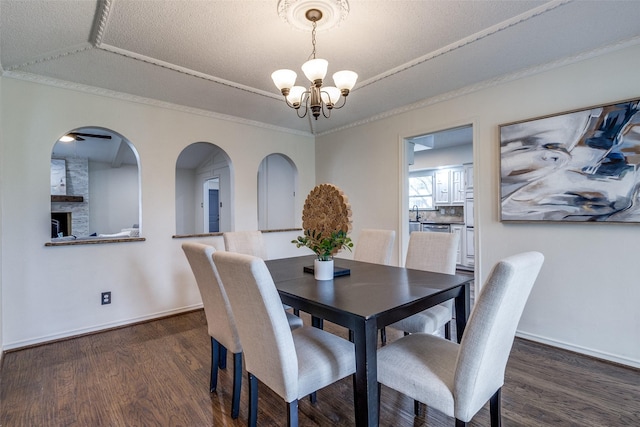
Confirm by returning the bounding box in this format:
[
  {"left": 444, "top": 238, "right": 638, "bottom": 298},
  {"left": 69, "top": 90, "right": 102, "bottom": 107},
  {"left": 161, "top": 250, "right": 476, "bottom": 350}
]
[{"left": 292, "top": 229, "right": 353, "bottom": 280}]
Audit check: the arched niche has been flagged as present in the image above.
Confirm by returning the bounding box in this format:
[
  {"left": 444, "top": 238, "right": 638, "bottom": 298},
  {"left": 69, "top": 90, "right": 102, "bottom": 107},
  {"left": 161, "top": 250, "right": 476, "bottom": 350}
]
[
  {"left": 258, "top": 153, "right": 298, "bottom": 230},
  {"left": 176, "top": 142, "right": 233, "bottom": 235},
  {"left": 50, "top": 127, "right": 141, "bottom": 241}
]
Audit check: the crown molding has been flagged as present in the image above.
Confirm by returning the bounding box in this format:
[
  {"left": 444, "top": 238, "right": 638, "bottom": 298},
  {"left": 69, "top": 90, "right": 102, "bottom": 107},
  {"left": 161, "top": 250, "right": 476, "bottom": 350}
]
[
  {"left": 318, "top": 35, "right": 640, "bottom": 137},
  {"left": 356, "top": 0, "right": 572, "bottom": 90},
  {"left": 1, "top": 70, "right": 313, "bottom": 137},
  {"left": 96, "top": 43, "right": 280, "bottom": 101}
]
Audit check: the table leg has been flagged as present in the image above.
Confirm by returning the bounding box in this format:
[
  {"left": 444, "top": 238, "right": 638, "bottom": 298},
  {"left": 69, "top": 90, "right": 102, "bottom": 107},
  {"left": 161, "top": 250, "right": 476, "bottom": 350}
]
[
  {"left": 351, "top": 318, "right": 379, "bottom": 427},
  {"left": 454, "top": 282, "right": 471, "bottom": 342}
]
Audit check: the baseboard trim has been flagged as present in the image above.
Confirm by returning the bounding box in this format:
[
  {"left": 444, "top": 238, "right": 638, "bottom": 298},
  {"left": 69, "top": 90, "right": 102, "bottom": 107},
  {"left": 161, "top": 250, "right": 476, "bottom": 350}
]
[
  {"left": 2, "top": 304, "right": 204, "bottom": 353},
  {"left": 516, "top": 330, "right": 639, "bottom": 369}
]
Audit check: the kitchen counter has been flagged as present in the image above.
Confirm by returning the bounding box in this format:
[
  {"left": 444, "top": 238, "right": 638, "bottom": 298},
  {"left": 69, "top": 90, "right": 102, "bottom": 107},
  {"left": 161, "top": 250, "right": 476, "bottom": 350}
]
[{"left": 419, "top": 220, "right": 465, "bottom": 225}]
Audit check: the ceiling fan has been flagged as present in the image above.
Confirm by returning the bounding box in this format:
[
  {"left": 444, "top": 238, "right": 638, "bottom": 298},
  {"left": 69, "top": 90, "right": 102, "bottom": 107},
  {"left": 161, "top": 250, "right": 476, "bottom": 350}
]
[{"left": 64, "top": 132, "right": 112, "bottom": 141}]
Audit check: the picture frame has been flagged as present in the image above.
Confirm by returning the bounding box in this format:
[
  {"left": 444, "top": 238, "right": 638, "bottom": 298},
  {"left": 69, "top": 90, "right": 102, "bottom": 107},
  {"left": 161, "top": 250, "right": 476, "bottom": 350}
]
[{"left": 499, "top": 97, "right": 640, "bottom": 222}]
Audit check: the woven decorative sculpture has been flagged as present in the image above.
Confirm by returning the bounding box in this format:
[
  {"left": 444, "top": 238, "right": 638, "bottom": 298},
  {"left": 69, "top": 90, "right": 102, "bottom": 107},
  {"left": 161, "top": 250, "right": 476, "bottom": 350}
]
[
  {"left": 294, "top": 183, "right": 353, "bottom": 258},
  {"left": 302, "top": 183, "right": 352, "bottom": 235}
]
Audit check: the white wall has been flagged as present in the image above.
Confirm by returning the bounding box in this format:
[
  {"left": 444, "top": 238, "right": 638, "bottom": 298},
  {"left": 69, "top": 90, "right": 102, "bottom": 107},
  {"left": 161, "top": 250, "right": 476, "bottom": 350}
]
[
  {"left": 175, "top": 168, "right": 196, "bottom": 235},
  {"left": 89, "top": 161, "right": 139, "bottom": 234},
  {"left": 0, "top": 77, "right": 3, "bottom": 357},
  {"left": 316, "top": 44, "right": 640, "bottom": 368},
  {"left": 258, "top": 154, "right": 297, "bottom": 230},
  {"left": 0, "top": 77, "right": 314, "bottom": 349}
]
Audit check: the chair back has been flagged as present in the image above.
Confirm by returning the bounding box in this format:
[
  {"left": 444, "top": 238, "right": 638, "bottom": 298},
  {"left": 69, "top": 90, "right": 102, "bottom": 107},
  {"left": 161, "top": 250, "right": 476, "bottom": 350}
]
[
  {"left": 213, "top": 251, "right": 298, "bottom": 401},
  {"left": 454, "top": 251, "right": 544, "bottom": 421},
  {"left": 353, "top": 229, "right": 396, "bottom": 265},
  {"left": 405, "top": 231, "right": 458, "bottom": 274},
  {"left": 181, "top": 242, "right": 241, "bottom": 353},
  {"left": 223, "top": 230, "right": 268, "bottom": 259}
]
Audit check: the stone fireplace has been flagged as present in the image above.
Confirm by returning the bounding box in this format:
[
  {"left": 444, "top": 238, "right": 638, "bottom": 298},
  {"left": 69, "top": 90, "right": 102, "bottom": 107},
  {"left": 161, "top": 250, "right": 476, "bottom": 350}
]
[
  {"left": 50, "top": 157, "right": 89, "bottom": 237},
  {"left": 51, "top": 212, "right": 71, "bottom": 237}
]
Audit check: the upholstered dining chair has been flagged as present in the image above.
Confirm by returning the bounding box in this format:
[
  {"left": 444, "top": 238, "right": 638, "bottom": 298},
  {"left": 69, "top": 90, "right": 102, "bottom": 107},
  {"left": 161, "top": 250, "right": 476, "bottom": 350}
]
[
  {"left": 213, "top": 251, "right": 356, "bottom": 427},
  {"left": 181, "top": 242, "right": 303, "bottom": 419},
  {"left": 377, "top": 251, "right": 544, "bottom": 426},
  {"left": 353, "top": 228, "right": 396, "bottom": 265},
  {"left": 223, "top": 230, "right": 268, "bottom": 259},
  {"left": 223, "top": 230, "right": 298, "bottom": 314},
  {"left": 382, "top": 231, "right": 459, "bottom": 345}
]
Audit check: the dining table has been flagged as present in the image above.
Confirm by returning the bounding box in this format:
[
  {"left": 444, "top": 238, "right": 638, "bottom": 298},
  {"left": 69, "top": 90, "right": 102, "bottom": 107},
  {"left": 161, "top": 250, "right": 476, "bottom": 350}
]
[{"left": 265, "top": 255, "right": 474, "bottom": 427}]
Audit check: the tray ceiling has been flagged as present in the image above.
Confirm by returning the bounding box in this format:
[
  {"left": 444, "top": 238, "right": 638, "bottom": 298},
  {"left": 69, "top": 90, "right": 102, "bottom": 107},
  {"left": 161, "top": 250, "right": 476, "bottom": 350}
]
[{"left": 2, "top": 0, "right": 640, "bottom": 135}]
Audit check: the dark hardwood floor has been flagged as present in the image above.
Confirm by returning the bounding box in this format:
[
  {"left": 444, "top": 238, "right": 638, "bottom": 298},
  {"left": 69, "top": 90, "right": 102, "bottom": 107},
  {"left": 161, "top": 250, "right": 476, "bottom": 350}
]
[{"left": 1, "top": 310, "right": 638, "bottom": 426}]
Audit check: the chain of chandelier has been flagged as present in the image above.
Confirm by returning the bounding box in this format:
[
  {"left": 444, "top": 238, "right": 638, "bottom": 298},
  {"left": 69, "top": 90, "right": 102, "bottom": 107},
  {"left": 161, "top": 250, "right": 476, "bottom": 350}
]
[{"left": 271, "top": 8, "right": 358, "bottom": 120}]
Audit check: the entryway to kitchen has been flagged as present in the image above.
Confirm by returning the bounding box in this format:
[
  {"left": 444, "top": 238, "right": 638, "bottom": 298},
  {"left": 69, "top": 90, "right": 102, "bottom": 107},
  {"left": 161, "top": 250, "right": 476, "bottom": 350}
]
[{"left": 404, "top": 124, "right": 475, "bottom": 277}]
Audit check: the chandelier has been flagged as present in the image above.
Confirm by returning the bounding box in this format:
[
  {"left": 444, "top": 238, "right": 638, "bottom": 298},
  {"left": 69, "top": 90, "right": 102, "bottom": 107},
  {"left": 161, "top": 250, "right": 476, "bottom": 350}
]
[{"left": 271, "top": 7, "right": 357, "bottom": 120}]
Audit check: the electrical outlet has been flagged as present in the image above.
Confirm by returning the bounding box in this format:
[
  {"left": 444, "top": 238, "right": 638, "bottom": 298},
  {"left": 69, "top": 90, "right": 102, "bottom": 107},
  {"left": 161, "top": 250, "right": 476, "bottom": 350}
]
[{"left": 101, "top": 291, "right": 111, "bottom": 305}]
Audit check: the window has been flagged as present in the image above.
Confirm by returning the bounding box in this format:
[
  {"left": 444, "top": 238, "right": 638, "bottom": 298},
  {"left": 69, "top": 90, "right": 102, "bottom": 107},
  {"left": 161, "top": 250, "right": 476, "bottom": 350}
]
[{"left": 409, "top": 172, "right": 434, "bottom": 210}]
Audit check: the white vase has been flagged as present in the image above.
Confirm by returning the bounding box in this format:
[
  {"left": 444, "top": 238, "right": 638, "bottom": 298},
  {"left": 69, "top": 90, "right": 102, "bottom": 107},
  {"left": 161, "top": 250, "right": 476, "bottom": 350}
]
[{"left": 314, "top": 259, "right": 334, "bottom": 281}]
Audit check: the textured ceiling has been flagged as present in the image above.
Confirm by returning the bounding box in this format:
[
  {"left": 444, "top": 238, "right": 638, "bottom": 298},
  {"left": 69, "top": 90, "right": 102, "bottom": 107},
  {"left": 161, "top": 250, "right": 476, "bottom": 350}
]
[{"left": 2, "top": 0, "right": 640, "bottom": 137}]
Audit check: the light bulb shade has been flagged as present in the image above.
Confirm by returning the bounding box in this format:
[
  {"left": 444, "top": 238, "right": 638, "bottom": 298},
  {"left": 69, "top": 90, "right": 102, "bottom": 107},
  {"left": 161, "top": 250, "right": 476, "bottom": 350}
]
[
  {"left": 301, "top": 58, "right": 328, "bottom": 82},
  {"left": 286, "top": 86, "right": 306, "bottom": 105},
  {"left": 333, "top": 70, "right": 358, "bottom": 91},
  {"left": 271, "top": 69, "right": 297, "bottom": 90},
  {"left": 321, "top": 86, "right": 341, "bottom": 105}
]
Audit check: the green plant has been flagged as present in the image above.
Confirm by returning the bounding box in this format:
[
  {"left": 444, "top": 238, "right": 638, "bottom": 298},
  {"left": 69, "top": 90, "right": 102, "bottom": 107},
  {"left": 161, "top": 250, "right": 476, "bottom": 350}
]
[{"left": 291, "top": 229, "right": 353, "bottom": 261}]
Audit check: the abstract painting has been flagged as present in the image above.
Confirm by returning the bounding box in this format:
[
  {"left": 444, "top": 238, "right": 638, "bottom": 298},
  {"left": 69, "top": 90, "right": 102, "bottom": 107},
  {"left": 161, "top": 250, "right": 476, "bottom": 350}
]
[{"left": 500, "top": 98, "right": 640, "bottom": 222}]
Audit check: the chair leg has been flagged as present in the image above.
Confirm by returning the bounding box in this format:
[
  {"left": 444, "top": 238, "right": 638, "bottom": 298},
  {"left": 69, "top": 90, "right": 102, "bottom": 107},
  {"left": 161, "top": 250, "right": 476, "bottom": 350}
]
[
  {"left": 377, "top": 382, "right": 382, "bottom": 420},
  {"left": 231, "top": 352, "right": 242, "bottom": 419},
  {"left": 248, "top": 373, "right": 258, "bottom": 427},
  {"left": 445, "top": 321, "right": 452, "bottom": 341},
  {"left": 311, "top": 316, "right": 324, "bottom": 329},
  {"left": 490, "top": 388, "right": 502, "bottom": 427},
  {"left": 219, "top": 344, "right": 228, "bottom": 369},
  {"left": 309, "top": 391, "right": 317, "bottom": 403},
  {"left": 293, "top": 308, "right": 300, "bottom": 316},
  {"left": 287, "top": 399, "right": 299, "bottom": 427},
  {"left": 210, "top": 337, "right": 219, "bottom": 392},
  {"left": 349, "top": 329, "right": 354, "bottom": 342},
  {"left": 414, "top": 400, "right": 422, "bottom": 416},
  {"left": 380, "top": 327, "right": 387, "bottom": 346},
  {"left": 455, "top": 419, "right": 467, "bottom": 427}
]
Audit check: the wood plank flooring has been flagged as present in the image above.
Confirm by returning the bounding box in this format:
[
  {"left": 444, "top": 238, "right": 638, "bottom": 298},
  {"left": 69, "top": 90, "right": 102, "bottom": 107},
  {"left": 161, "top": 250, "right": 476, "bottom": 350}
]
[{"left": 1, "top": 310, "right": 638, "bottom": 426}]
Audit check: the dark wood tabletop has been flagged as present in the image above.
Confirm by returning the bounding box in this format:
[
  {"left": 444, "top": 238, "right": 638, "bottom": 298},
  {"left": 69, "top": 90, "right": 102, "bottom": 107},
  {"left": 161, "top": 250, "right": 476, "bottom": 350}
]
[{"left": 265, "top": 255, "right": 473, "bottom": 427}]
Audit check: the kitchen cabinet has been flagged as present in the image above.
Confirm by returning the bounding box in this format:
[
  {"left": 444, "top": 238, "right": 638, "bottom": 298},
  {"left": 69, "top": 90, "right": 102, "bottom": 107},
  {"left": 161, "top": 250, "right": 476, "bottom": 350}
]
[
  {"left": 451, "top": 168, "right": 465, "bottom": 204},
  {"left": 434, "top": 167, "right": 464, "bottom": 206},
  {"left": 451, "top": 224, "right": 464, "bottom": 266},
  {"left": 463, "top": 163, "right": 473, "bottom": 191},
  {"left": 465, "top": 227, "right": 475, "bottom": 266},
  {"left": 464, "top": 197, "right": 474, "bottom": 228},
  {"left": 434, "top": 169, "right": 450, "bottom": 205}
]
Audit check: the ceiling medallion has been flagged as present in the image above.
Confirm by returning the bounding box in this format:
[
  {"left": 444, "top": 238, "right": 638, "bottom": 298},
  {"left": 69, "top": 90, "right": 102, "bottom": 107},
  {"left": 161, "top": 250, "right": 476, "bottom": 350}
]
[{"left": 277, "top": 0, "right": 350, "bottom": 32}]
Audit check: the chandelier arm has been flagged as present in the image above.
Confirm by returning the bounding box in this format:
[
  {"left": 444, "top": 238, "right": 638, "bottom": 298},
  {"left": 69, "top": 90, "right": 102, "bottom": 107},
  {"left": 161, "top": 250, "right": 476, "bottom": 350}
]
[
  {"left": 331, "top": 95, "right": 348, "bottom": 110},
  {"left": 321, "top": 102, "right": 332, "bottom": 119},
  {"left": 283, "top": 90, "right": 311, "bottom": 110},
  {"left": 297, "top": 105, "right": 309, "bottom": 119},
  {"left": 283, "top": 97, "right": 297, "bottom": 109},
  {"left": 297, "top": 91, "right": 310, "bottom": 118}
]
